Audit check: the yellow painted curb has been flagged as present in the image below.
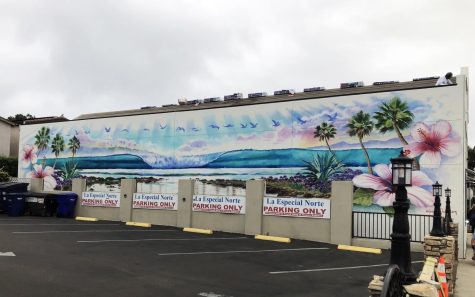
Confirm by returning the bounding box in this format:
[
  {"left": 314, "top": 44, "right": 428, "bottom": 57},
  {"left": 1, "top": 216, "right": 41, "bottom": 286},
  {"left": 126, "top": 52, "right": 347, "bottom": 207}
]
[
  {"left": 337, "top": 245, "right": 382, "bottom": 254},
  {"left": 126, "top": 222, "right": 152, "bottom": 228},
  {"left": 75, "top": 216, "right": 98, "bottom": 222},
  {"left": 255, "top": 235, "right": 291, "bottom": 243},
  {"left": 183, "top": 227, "right": 213, "bottom": 235}
]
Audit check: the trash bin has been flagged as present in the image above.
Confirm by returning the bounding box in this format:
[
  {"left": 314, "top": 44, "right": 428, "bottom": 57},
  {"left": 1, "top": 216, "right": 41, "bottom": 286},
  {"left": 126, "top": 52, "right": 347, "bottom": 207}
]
[
  {"left": 0, "top": 182, "right": 29, "bottom": 213},
  {"left": 25, "top": 192, "right": 57, "bottom": 217},
  {"left": 6, "top": 193, "right": 27, "bottom": 216},
  {"left": 56, "top": 193, "right": 78, "bottom": 218}
]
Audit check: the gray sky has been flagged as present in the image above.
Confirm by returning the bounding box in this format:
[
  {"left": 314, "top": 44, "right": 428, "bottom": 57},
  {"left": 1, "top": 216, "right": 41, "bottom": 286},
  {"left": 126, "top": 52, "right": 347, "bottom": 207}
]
[{"left": 1, "top": 0, "right": 474, "bottom": 144}]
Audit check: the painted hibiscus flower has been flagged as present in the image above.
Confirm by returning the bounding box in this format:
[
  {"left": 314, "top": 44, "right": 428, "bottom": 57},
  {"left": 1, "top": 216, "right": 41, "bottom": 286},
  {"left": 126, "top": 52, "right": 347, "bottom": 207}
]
[
  {"left": 21, "top": 144, "right": 38, "bottom": 167},
  {"left": 28, "top": 164, "right": 57, "bottom": 189},
  {"left": 404, "top": 120, "right": 460, "bottom": 168},
  {"left": 353, "top": 164, "right": 433, "bottom": 207}
]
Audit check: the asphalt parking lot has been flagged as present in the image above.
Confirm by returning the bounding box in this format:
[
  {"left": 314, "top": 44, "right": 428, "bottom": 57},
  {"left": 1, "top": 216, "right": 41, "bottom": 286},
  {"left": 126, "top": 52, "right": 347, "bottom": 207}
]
[{"left": 0, "top": 215, "right": 424, "bottom": 297}]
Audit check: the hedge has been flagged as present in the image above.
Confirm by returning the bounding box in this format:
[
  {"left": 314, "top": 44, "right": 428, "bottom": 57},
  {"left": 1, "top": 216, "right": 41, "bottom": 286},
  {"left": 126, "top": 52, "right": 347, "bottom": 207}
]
[{"left": 0, "top": 157, "right": 18, "bottom": 177}]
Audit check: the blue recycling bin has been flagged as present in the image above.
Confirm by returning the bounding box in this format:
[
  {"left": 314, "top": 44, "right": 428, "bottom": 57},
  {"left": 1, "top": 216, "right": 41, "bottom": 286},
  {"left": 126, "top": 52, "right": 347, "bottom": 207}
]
[
  {"left": 6, "top": 193, "right": 26, "bottom": 216},
  {"left": 56, "top": 193, "right": 78, "bottom": 218},
  {"left": 0, "top": 183, "right": 29, "bottom": 213}
]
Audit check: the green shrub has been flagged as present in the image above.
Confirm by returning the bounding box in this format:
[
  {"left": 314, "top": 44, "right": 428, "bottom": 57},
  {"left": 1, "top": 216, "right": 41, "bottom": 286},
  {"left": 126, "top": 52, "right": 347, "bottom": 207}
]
[
  {"left": 0, "top": 157, "right": 18, "bottom": 177},
  {"left": 0, "top": 170, "right": 10, "bottom": 182}
]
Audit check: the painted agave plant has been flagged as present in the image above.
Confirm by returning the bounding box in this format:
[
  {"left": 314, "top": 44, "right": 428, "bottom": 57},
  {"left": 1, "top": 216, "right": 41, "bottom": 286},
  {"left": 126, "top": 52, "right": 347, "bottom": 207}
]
[
  {"left": 303, "top": 154, "right": 344, "bottom": 183},
  {"left": 61, "top": 161, "right": 80, "bottom": 179}
]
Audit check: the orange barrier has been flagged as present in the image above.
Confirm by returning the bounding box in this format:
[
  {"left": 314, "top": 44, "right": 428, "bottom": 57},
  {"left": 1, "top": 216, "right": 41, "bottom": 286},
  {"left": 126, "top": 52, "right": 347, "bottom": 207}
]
[{"left": 435, "top": 256, "right": 448, "bottom": 297}]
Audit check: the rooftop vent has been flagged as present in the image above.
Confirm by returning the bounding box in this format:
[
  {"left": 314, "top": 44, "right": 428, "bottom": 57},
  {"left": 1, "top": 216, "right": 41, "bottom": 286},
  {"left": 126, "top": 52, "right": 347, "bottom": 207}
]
[
  {"left": 303, "top": 87, "right": 326, "bottom": 92},
  {"left": 248, "top": 92, "right": 268, "bottom": 99},
  {"left": 413, "top": 76, "right": 439, "bottom": 81},
  {"left": 203, "top": 97, "right": 222, "bottom": 103},
  {"left": 224, "top": 93, "right": 243, "bottom": 101},
  {"left": 274, "top": 89, "right": 295, "bottom": 96},
  {"left": 340, "top": 81, "right": 364, "bottom": 89},
  {"left": 373, "top": 81, "right": 399, "bottom": 86}
]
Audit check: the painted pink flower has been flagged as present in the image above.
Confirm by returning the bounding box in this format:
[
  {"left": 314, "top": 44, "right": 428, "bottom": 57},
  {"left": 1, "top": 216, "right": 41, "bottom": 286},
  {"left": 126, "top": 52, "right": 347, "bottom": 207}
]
[
  {"left": 404, "top": 120, "right": 460, "bottom": 168},
  {"left": 28, "top": 164, "right": 57, "bottom": 189},
  {"left": 21, "top": 145, "right": 38, "bottom": 167},
  {"left": 353, "top": 164, "right": 433, "bottom": 207}
]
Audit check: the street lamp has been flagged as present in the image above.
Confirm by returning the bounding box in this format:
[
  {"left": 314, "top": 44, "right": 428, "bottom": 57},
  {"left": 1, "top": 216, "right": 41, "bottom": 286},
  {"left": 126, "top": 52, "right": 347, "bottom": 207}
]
[
  {"left": 430, "top": 181, "right": 445, "bottom": 237},
  {"left": 389, "top": 151, "right": 416, "bottom": 283},
  {"left": 444, "top": 187, "right": 452, "bottom": 234}
]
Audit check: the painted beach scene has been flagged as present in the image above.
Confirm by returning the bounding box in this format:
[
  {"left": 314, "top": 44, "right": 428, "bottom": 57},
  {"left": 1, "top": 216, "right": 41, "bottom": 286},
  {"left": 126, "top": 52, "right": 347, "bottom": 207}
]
[{"left": 18, "top": 87, "right": 463, "bottom": 215}]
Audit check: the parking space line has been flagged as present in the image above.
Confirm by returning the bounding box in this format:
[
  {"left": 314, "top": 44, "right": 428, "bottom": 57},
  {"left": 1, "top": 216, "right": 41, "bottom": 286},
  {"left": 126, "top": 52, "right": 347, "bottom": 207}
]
[
  {"left": 158, "top": 247, "right": 329, "bottom": 256},
  {"left": 269, "top": 260, "right": 424, "bottom": 274},
  {"left": 13, "top": 229, "right": 177, "bottom": 234},
  {"left": 0, "top": 223, "right": 121, "bottom": 226},
  {"left": 77, "top": 236, "right": 248, "bottom": 243},
  {"left": 0, "top": 219, "right": 52, "bottom": 221},
  {"left": 0, "top": 252, "right": 16, "bottom": 257}
]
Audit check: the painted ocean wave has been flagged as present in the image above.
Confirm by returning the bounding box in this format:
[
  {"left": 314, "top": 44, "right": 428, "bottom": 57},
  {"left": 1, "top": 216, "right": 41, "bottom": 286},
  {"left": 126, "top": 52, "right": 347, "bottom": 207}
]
[{"left": 44, "top": 147, "right": 402, "bottom": 170}]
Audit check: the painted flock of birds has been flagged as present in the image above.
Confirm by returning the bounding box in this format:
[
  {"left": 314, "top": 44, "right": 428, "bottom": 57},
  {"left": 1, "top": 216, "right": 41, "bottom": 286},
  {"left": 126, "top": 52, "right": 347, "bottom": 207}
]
[{"left": 71, "top": 112, "right": 339, "bottom": 135}]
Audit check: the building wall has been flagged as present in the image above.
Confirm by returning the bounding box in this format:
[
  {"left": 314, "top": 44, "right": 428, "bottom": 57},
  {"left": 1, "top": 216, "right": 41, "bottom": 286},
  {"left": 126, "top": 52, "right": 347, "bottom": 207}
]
[
  {"left": 0, "top": 121, "right": 11, "bottom": 157},
  {"left": 9, "top": 126, "right": 19, "bottom": 158},
  {"left": 18, "top": 80, "right": 469, "bottom": 253}
]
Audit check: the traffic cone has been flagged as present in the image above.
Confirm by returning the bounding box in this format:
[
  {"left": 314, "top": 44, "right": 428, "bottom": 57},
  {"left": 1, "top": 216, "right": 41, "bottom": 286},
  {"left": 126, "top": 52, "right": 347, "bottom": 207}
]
[{"left": 435, "top": 256, "right": 449, "bottom": 297}]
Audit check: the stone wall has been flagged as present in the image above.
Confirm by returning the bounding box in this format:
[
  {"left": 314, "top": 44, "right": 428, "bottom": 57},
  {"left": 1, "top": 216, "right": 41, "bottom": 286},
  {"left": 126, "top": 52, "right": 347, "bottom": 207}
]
[{"left": 423, "top": 232, "right": 458, "bottom": 295}]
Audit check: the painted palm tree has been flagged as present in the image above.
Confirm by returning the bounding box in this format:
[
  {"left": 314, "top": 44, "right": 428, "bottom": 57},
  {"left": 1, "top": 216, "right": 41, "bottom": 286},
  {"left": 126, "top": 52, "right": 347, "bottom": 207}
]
[
  {"left": 34, "top": 127, "right": 51, "bottom": 163},
  {"left": 347, "top": 111, "right": 374, "bottom": 174},
  {"left": 373, "top": 97, "right": 419, "bottom": 169},
  {"left": 314, "top": 122, "right": 338, "bottom": 159},
  {"left": 373, "top": 97, "right": 414, "bottom": 145},
  {"left": 68, "top": 136, "right": 81, "bottom": 157},
  {"left": 51, "top": 133, "right": 65, "bottom": 167}
]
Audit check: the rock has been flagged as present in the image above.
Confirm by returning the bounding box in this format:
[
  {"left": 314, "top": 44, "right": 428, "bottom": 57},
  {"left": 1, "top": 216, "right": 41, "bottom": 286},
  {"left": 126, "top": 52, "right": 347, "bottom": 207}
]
[{"left": 403, "top": 283, "right": 439, "bottom": 297}]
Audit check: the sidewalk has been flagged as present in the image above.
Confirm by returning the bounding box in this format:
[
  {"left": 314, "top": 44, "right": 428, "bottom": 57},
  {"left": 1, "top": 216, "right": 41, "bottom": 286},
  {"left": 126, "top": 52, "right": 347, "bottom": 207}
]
[{"left": 454, "top": 234, "right": 475, "bottom": 296}]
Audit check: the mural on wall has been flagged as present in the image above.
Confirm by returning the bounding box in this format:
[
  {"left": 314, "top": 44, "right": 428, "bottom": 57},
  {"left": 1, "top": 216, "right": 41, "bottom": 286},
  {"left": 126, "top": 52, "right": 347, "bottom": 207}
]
[{"left": 18, "top": 86, "right": 463, "bottom": 215}]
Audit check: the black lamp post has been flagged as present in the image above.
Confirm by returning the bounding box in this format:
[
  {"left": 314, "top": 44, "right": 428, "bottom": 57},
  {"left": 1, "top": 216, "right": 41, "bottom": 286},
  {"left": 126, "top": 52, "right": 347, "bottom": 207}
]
[
  {"left": 389, "top": 151, "right": 416, "bottom": 283},
  {"left": 444, "top": 187, "right": 452, "bottom": 234},
  {"left": 430, "top": 181, "right": 445, "bottom": 237}
]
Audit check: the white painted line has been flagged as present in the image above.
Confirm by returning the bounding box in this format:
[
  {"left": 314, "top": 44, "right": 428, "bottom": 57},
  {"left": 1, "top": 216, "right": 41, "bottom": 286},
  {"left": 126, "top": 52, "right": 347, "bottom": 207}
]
[
  {"left": 0, "top": 252, "right": 16, "bottom": 257},
  {"left": 77, "top": 236, "right": 248, "bottom": 243},
  {"left": 269, "top": 260, "right": 424, "bottom": 274},
  {"left": 198, "top": 292, "right": 233, "bottom": 297},
  {"left": 13, "top": 229, "right": 177, "bottom": 234},
  {"left": 0, "top": 223, "right": 121, "bottom": 226},
  {"left": 159, "top": 247, "right": 329, "bottom": 256},
  {"left": 0, "top": 219, "right": 51, "bottom": 221}
]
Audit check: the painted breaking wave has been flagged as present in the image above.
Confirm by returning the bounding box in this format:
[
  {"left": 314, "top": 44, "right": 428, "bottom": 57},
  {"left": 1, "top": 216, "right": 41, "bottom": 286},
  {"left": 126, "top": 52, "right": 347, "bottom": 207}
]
[{"left": 43, "top": 147, "right": 402, "bottom": 170}]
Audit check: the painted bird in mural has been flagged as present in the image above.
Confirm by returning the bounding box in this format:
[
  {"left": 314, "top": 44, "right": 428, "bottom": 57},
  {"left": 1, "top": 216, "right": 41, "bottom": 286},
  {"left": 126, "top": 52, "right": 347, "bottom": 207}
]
[
  {"left": 325, "top": 112, "right": 338, "bottom": 122},
  {"left": 271, "top": 120, "right": 281, "bottom": 127},
  {"left": 209, "top": 124, "right": 220, "bottom": 130},
  {"left": 143, "top": 128, "right": 150, "bottom": 132},
  {"left": 159, "top": 124, "right": 167, "bottom": 129},
  {"left": 121, "top": 128, "right": 129, "bottom": 133},
  {"left": 105, "top": 127, "right": 111, "bottom": 132},
  {"left": 191, "top": 127, "right": 200, "bottom": 132},
  {"left": 176, "top": 127, "right": 185, "bottom": 132},
  {"left": 296, "top": 117, "right": 307, "bottom": 125},
  {"left": 240, "top": 123, "right": 247, "bottom": 128},
  {"left": 249, "top": 122, "right": 258, "bottom": 128},
  {"left": 84, "top": 129, "right": 91, "bottom": 134},
  {"left": 224, "top": 124, "right": 233, "bottom": 128}
]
